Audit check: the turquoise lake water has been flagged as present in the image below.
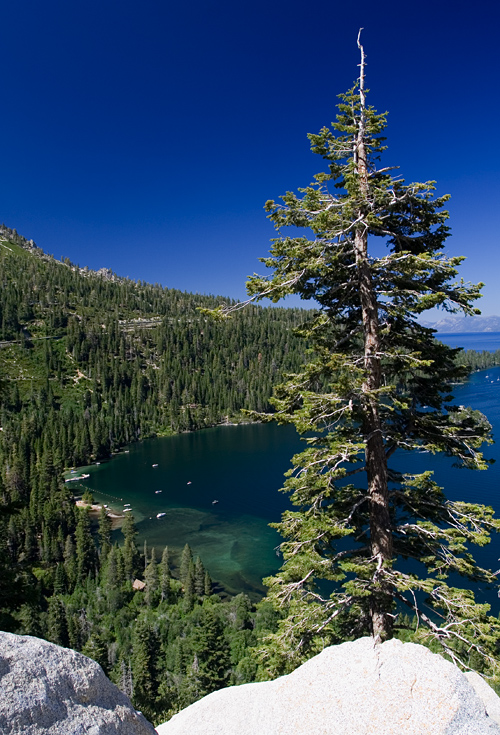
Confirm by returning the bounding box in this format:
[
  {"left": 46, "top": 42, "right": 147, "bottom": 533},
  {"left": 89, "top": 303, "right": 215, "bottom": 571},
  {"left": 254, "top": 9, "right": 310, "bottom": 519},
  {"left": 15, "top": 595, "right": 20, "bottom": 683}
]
[
  {"left": 80, "top": 423, "right": 303, "bottom": 599},
  {"left": 76, "top": 334, "right": 500, "bottom": 606}
]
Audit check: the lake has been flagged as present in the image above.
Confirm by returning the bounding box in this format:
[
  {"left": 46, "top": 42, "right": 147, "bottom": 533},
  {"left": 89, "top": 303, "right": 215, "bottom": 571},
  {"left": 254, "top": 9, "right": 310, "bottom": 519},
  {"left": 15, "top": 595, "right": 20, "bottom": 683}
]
[
  {"left": 437, "top": 331, "right": 500, "bottom": 351},
  {"left": 78, "top": 335, "right": 500, "bottom": 606},
  {"left": 81, "top": 423, "right": 303, "bottom": 599}
]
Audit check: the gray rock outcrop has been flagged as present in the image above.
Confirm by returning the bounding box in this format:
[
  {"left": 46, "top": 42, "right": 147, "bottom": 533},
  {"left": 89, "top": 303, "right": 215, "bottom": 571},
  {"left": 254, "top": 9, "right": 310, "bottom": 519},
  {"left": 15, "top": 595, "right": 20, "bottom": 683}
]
[
  {"left": 466, "top": 672, "right": 500, "bottom": 727},
  {"left": 0, "top": 632, "right": 156, "bottom": 735},
  {"left": 156, "top": 637, "right": 500, "bottom": 735}
]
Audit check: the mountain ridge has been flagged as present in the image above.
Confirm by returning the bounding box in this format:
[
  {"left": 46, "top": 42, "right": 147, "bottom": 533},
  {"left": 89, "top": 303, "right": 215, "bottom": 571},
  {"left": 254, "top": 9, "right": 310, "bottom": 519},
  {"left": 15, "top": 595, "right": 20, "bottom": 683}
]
[{"left": 420, "top": 315, "right": 500, "bottom": 333}]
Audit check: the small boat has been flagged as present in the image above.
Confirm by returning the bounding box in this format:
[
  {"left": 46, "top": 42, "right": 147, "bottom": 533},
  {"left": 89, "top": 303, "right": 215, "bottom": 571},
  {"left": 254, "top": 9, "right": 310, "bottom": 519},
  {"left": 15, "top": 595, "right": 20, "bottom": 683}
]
[
  {"left": 124, "top": 503, "right": 131, "bottom": 507},
  {"left": 71, "top": 470, "right": 77, "bottom": 474},
  {"left": 155, "top": 490, "right": 162, "bottom": 494},
  {"left": 96, "top": 462, "right": 100, "bottom": 465},
  {"left": 123, "top": 508, "right": 133, "bottom": 513},
  {"left": 156, "top": 512, "right": 166, "bottom": 518},
  {"left": 187, "top": 481, "right": 192, "bottom": 485},
  {"left": 152, "top": 464, "right": 158, "bottom": 467},
  {"left": 212, "top": 500, "right": 219, "bottom": 505}
]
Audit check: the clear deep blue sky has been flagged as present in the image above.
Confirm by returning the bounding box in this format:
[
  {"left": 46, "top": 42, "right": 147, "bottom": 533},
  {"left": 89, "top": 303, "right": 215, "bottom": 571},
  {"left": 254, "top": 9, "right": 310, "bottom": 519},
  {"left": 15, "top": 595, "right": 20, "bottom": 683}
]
[{"left": 2, "top": 1, "right": 500, "bottom": 313}]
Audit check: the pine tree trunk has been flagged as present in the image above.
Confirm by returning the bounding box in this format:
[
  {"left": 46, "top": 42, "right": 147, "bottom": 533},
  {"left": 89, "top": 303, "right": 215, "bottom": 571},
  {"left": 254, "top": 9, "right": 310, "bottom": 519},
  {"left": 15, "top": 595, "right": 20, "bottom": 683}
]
[
  {"left": 354, "top": 230, "right": 393, "bottom": 642},
  {"left": 354, "top": 37, "right": 393, "bottom": 642}
]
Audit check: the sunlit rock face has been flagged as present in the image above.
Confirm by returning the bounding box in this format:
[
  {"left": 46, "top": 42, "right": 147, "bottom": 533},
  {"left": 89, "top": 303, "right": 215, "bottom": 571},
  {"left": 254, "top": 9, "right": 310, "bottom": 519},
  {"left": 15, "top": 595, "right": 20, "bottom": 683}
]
[
  {"left": 0, "top": 632, "right": 156, "bottom": 735},
  {"left": 156, "top": 637, "right": 500, "bottom": 735},
  {"left": 2, "top": 632, "right": 500, "bottom": 734}
]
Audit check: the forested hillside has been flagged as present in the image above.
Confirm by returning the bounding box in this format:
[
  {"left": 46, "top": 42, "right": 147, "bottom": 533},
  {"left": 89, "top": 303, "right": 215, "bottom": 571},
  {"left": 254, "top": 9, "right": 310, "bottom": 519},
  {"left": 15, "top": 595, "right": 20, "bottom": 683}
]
[
  {"left": 0, "top": 225, "right": 306, "bottom": 723},
  {"left": 455, "top": 348, "right": 500, "bottom": 371},
  {"left": 0, "top": 225, "right": 307, "bottom": 439}
]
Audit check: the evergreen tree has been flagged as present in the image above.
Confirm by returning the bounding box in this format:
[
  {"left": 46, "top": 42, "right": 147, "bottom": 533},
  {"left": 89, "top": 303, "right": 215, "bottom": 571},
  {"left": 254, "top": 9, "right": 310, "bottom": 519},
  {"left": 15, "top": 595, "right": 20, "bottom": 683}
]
[
  {"left": 222, "top": 37, "right": 500, "bottom": 675},
  {"left": 82, "top": 634, "right": 109, "bottom": 675},
  {"left": 131, "top": 618, "right": 160, "bottom": 721},
  {"left": 17, "top": 603, "right": 42, "bottom": 637},
  {"left": 75, "top": 509, "right": 97, "bottom": 584},
  {"left": 190, "top": 603, "right": 230, "bottom": 697},
  {"left": 102, "top": 545, "right": 125, "bottom": 611},
  {"left": 144, "top": 549, "right": 159, "bottom": 607},
  {"left": 183, "top": 562, "right": 196, "bottom": 613},
  {"left": 53, "top": 562, "right": 68, "bottom": 594},
  {"left": 0, "top": 502, "right": 30, "bottom": 630},
  {"left": 121, "top": 513, "right": 140, "bottom": 580},
  {"left": 194, "top": 556, "right": 206, "bottom": 597},
  {"left": 179, "top": 544, "right": 193, "bottom": 587},
  {"left": 97, "top": 506, "right": 112, "bottom": 561},
  {"left": 23, "top": 523, "right": 36, "bottom": 562},
  {"left": 159, "top": 546, "right": 171, "bottom": 601},
  {"left": 203, "top": 570, "right": 212, "bottom": 598},
  {"left": 103, "top": 544, "right": 120, "bottom": 589},
  {"left": 63, "top": 535, "right": 77, "bottom": 590},
  {"left": 81, "top": 489, "right": 94, "bottom": 506},
  {"left": 47, "top": 596, "right": 69, "bottom": 647},
  {"left": 229, "top": 593, "right": 253, "bottom": 631}
]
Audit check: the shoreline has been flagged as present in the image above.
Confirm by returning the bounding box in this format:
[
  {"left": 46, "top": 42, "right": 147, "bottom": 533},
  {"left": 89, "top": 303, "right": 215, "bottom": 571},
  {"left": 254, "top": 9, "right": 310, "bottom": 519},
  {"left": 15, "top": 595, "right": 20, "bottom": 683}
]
[
  {"left": 74, "top": 499, "right": 125, "bottom": 529},
  {"left": 65, "top": 364, "right": 498, "bottom": 493},
  {"left": 66, "top": 415, "right": 260, "bottom": 477}
]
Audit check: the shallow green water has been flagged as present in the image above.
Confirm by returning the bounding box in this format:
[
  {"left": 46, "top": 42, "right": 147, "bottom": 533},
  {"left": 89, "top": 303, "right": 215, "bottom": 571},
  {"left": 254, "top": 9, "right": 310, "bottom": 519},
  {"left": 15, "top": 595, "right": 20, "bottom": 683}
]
[
  {"left": 78, "top": 423, "right": 302, "bottom": 599},
  {"left": 76, "top": 366, "right": 500, "bottom": 607}
]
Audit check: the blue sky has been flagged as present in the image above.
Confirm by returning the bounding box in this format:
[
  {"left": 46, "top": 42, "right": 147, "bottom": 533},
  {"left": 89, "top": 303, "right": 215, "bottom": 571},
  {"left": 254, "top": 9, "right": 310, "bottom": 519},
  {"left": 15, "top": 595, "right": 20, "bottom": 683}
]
[{"left": 2, "top": 1, "right": 500, "bottom": 314}]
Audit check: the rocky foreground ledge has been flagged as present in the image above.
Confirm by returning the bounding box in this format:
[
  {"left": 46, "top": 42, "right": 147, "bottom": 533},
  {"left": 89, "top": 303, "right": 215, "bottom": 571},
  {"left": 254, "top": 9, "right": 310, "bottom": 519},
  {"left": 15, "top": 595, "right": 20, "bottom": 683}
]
[
  {"left": 0, "top": 632, "right": 155, "bottom": 734},
  {"left": 157, "top": 637, "right": 500, "bottom": 735},
  {"left": 2, "top": 632, "right": 500, "bottom": 734}
]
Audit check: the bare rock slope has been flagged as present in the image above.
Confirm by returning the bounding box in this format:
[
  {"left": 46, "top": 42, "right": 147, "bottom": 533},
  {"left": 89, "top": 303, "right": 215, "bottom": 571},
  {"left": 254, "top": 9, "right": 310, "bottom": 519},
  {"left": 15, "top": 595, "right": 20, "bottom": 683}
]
[
  {"left": 0, "top": 632, "right": 156, "bottom": 735},
  {"left": 157, "top": 637, "right": 500, "bottom": 735}
]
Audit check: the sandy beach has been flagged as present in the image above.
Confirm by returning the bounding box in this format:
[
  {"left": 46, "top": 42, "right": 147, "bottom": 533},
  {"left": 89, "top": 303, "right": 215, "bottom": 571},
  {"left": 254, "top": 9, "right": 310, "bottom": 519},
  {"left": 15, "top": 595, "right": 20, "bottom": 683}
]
[{"left": 75, "top": 499, "right": 124, "bottom": 529}]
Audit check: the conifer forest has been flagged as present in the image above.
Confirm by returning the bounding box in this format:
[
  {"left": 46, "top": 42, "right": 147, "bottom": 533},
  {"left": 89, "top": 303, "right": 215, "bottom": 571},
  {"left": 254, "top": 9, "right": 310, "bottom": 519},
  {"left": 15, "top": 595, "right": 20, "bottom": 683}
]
[{"left": 0, "top": 225, "right": 305, "bottom": 723}]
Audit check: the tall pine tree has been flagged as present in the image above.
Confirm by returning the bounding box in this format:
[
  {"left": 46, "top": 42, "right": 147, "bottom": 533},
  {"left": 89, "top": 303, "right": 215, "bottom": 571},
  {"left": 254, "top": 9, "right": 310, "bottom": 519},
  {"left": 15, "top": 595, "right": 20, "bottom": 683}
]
[{"left": 217, "top": 35, "right": 500, "bottom": 675}]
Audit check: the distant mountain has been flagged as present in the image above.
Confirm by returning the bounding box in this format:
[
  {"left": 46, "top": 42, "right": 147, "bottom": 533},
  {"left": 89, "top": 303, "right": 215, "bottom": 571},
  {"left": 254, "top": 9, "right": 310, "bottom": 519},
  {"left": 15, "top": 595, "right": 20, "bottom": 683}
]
[{"left": 419, "top": 316, "right": 500, "bottom": 333}]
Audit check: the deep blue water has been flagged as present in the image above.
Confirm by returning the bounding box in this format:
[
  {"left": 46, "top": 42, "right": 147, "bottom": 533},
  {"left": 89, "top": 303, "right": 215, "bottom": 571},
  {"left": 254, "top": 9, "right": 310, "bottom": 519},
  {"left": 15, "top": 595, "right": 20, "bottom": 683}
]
[
  {"left": 81, "top": 423, "right": 303, "bottom": 599},
  {"left": 390, "top": 366, "right": 500, "bottom": 612},
  {"left": 437, "top": 332, "right": 500, "bottom": 352},
  {"left": 77, "top": 342, "right": 500, "bottom": 609}
]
